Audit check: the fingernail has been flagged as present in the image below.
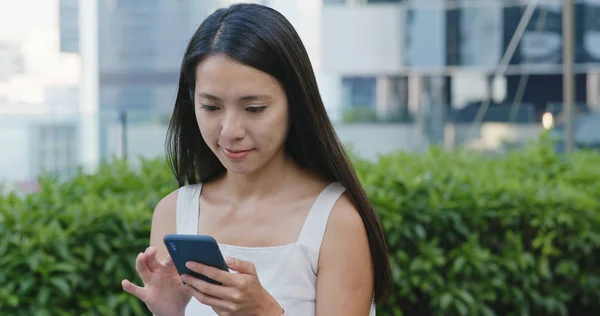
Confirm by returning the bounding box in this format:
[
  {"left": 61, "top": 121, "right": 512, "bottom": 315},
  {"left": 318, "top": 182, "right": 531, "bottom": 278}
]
[
  {"left": 226, "top": 257, "right": 234, "bottom": 265},
  {"left": 185, "top": 262, "right": 194, "bottom": 269}
]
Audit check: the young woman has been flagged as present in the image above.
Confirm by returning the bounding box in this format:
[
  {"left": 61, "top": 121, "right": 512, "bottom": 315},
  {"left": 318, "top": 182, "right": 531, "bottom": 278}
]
[{"left": 122, "top": 3, "right": 392, "bottom": 315}]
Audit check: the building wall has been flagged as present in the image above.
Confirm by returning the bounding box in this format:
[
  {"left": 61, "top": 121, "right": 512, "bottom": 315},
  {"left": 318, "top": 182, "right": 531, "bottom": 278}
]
[
  {"left": 0, "top": 120, "right": 32, "bottom": 181},
  {"left": 59, "top": 0, "right": 79, "bottom": 53},
  {"left": 96, "top": 0, "right": 211, "bottom": 114},
  {"left": 321, "top": 4, "right": 407, "bottom": 120},
  {"left": 321, "top": 4, "right": 405, "bottom": 75},
  {"left": 0, "top": 42, "right": 24, "bottom": 81},
  {"left": 105, "top": 121, "right": 543, "bottom": 164},
  {"left": 320, "top": 0, "right": 600, "bottom": 124}
]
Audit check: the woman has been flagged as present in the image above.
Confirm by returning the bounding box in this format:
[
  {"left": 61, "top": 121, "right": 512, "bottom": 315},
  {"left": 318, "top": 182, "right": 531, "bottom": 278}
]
[{"left": 122, "top": 3, "right": 392, "bottom": 315}]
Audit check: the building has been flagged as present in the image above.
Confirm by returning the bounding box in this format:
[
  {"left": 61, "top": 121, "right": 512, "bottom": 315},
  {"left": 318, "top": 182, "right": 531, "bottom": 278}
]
[
  {"left": 58, "top": 0, "right": 328, "bottom": 168},
  {"left": 321, "top": 0, "right": 600, "bottom": 126},
  {"left": 59, "top": 0, "right": 223, "bottom": 168},
  {"left": 60, "top": 0, "right": 222, "bottom": 114},
  {"left": 59, "top": 0, "right": 79, "bottom": 53},
  {"left": 0, "top": 41, "right": 24, "bottom": 81},
  {"left": 56, "top": 0, "right": 600, "bottom": 173}
]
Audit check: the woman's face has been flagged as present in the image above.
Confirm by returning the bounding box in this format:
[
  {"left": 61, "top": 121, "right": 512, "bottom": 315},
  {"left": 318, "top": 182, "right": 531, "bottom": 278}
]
[{"left": 194, "top": 54, "right": 290, "bottom": 175}]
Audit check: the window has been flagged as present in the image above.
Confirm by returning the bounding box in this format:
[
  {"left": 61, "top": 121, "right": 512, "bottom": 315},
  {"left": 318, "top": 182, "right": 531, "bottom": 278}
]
[
  {"left": 342, "top": 77, "right": 377, "bottom": 109},
  {"left": 117, "top": 86, "right": 155, "bottom": 111},
  {"left": 34, "top": 123, "right": 78, "bottom": 179}
]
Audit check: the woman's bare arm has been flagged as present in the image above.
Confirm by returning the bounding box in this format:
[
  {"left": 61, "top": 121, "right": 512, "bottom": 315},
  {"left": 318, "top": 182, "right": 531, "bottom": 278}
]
[
  {"left": 149, "top": 190, "right": 179, "bottom": 261},
  {"left": 316, "top": 194, "right": 375, "bottom": 315}
]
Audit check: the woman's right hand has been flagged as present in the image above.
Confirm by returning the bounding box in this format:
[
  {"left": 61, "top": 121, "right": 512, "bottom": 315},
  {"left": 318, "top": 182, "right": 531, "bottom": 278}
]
[{"left": 122, "top": 246, "right": 191, "bottom": 316}]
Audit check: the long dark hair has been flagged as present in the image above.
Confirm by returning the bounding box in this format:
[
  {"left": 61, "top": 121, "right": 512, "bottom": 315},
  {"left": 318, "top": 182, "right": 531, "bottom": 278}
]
[{"left": 166, "top": 3, "right": 392, "bottom": 304}]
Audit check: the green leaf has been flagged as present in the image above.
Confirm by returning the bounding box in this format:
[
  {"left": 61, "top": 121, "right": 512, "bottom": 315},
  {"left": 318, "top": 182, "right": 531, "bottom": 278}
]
[
  {"left": 451, "top": 256, "right": 466, "bottom": 274},
  {"left": 455, "top": 300, "right": 469, "bottom": 316},
  {"left": 49, "top": 277, "right": 71, "bottom": 297},
  {"left": 538, "top": 256, "right": 551, "bottom": 279},
  {"left": 52, "top": 262, "right": 76, "bottom": 274},
  {"left": 456, "top": 289, "right": 475, "bottom": 307},
  {"left": 7, "top": 295, "right": 18, "bottom": 307},
  {"left": 26, "top": 252, "right": 42, "bottom": 271},
  {"left": 37, "top": 287, "right": 50, "bottom": 306},
  {"left": 18, "top": 276, "right": 35, "bottom": 294},
  {"left": 103, "top": 255, "right": 119, "bottom": 275},
  {"left": 440, "top": 293, "right": 452, "bottom": 310}
]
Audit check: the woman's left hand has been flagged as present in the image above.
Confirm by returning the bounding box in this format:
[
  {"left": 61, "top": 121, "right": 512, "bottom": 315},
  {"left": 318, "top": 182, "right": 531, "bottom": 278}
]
[{"left": 182, "top": 257, "right": 284, "bottom": 316}]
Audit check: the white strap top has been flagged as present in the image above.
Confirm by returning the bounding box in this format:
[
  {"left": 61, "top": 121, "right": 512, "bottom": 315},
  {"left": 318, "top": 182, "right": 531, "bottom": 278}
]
[{"left": 175, "top": 182, "right": 376, "bottom": 316}]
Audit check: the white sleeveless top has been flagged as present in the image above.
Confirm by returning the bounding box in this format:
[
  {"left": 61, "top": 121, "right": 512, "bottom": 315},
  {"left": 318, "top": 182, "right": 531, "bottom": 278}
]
[{"left": 175, "top": 182, "right": 376, "bottom": 316}]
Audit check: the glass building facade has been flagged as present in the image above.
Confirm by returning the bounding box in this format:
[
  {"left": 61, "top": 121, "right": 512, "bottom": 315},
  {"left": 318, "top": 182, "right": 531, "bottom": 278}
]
[
  {"left": 445, "top": 0, "right": 599, "bottom": 121},
  {"left": 327, "top": 0, "right": 600, "bottom": 123},
  {"left": 59, "top": 0, "right": 219, "bottom": 114},
  {"left": 58, "top": 0, "right": 220, "bottom": 161}
]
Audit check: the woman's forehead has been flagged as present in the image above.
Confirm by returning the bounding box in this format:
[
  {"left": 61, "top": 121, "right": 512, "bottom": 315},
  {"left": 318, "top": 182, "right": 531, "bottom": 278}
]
[{"left": 195, "top": 55, "right": 284, "bottom": 98}]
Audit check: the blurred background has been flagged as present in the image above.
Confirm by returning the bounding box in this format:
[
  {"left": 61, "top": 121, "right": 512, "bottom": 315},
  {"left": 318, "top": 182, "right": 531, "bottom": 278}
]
[
  {"left": 3, "top": 1, "right": 600, "bottom": 314},
  {"left": 1, "top": 0, "right": 600, "bottom": 193}
]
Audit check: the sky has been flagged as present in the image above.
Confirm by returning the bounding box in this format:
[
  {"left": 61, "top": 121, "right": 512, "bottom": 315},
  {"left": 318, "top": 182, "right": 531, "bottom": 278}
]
[{"left": 0, "top": 0, "right": 57, "bottom": 42}]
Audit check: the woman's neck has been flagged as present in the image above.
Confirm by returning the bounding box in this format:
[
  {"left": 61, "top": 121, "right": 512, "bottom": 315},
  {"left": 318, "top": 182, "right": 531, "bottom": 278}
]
[{"left": 221, "top": 152, "right": 299, "bottom": 202}]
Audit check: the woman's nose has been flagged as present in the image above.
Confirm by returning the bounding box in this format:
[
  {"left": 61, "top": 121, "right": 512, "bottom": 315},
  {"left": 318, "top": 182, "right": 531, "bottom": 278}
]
[{"left": 220, "top": 112, "right": 246, "bottom": 140}]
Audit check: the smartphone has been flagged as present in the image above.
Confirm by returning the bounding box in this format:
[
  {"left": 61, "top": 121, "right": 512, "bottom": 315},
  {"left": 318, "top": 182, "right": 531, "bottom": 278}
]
[{"left": 163, "top": 234, "right": 229, "bottom": 285}]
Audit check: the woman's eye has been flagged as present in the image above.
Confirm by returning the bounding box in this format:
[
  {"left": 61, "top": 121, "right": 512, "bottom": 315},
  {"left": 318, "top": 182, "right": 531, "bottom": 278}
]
[
  {"left": 200, "top": 105, "right": 219, "bottom": 112},
  {"left": 246, "top": 106, "right": 265, "bottom": 113}
]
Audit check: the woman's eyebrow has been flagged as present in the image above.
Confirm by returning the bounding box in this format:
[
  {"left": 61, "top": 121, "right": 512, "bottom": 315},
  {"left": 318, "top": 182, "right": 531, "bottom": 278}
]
[{"left": 197, "top": 92, "right": 271, "bottom": 102}]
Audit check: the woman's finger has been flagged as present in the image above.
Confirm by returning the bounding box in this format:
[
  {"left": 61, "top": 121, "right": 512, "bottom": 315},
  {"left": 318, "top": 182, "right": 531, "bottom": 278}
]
[
  {"left": 226, "top": 257, "right": 257, "bottom": 276},
  {"left": 185, "top": 261, "right": 233, "bottom": 286},
  {"left": 181, "top": 275, "right": 236, "bottom": 301},
  {"left": 144, "top": 247, "right": 161, "bottom": 272},
  {"left": 122, "top": 279, "right": 147, "bottom": 301},
  {"left": 161, "top": 254, "right": 174, "bottom": 267},
  {"left": 135, "top": 252, "right": 152, "bottom": 284},
  {"left": 185, "top": 283, "right": 232, "bottom": 310}
]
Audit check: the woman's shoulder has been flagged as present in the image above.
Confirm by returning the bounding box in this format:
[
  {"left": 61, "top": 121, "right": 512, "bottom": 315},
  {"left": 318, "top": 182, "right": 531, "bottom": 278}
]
[
  {"left": 318, "top": 188, "right": 370, "bottom": 260},
  {"left": 151, "top": 183, "right": 198, "bottom": 219},
  {"left": 154, "top": 183, "right": 203, "bottom": 213},
  {"left": 152, "top": 188, "right": 180, "bottom": 221},
  {"left": 149, "top": 185, "right": 200, "bottom": 259},
  {"left": 327, "top": 192, "right": 363, "bottom": 238}
]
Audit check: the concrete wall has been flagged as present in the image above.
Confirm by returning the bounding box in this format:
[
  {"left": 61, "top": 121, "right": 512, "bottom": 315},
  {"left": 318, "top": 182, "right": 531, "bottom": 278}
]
[
  {"left": 0, "top": 120, "right": 544, "bottom": 187},
  {"left": 0, "top": 122, "right": 32, "bottom": 182},
  {"left": 446, "top": 123, "right": 544, "bottom": 150},
  {"left": 112, "top": 122, "right": 544, "bottom": 163},
  {"left": 321, "top": 4, "right": 405, "bottom": 75}
]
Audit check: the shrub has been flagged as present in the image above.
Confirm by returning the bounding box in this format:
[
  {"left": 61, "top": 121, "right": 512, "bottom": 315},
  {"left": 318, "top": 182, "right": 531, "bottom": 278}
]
[
  {"left": 1, "top": 137, "right": 600, "bottom": 315},
  {"left": 365, "top": 138, "right": 600, "bottom": 315},
  {"left": 342, "top": 107, "right": 378, "bottom": 123},
  {"left": 0, "top": 158, "right": 176, "bottom": 315}
]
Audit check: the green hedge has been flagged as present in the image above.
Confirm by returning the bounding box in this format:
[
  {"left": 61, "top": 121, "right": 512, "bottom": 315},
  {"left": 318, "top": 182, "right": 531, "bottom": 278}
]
[
  {"left": 0, "top": 159, "right": 176, "bottom": 315},
  {"left": 359, "top": 139, "right": 600, "bottom": 315},
  {"left": 1, "top": 137, "right": 600, "bottom": 315}
]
